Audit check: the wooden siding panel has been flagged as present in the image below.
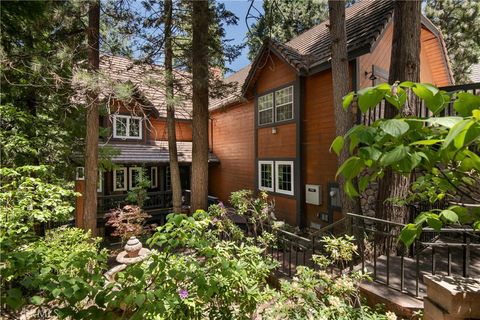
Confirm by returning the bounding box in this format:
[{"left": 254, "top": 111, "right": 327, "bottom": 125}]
[
  {"left": 208, "top": 102, "right": 255, "bottom": 203},
  {"left": 258, "top": 123, "right": 296, "bottom": 158},
  {"left": 359, "top": 24, "right": 452, "bottom": 88},
  {"left": 150, "top": 119, "right": 193, "bottom": 142},
  {"left": 256, "top": 54, "right": 297, "bottom": 94},
  {"left": 303, "top": 70, "right": 340, "bottom": 227}
]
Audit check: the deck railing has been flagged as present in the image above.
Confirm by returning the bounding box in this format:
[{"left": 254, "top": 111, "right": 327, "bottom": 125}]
[
  {"left": 97, "top": 191, "right": 173, "bottom": 214},
  {"left": 266, "top": 213, "right": 479, "bottom": 299},
  {"left": 359, "top": 82, "right": 480, "bottom": 125}
]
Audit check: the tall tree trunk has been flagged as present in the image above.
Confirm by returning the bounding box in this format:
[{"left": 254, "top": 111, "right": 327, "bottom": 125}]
[
  {"left": 164, "top": 0, "right": 183, "bottom": 213},
  {"left": 83, "top": 0, "right": 100, "bottom": 236},
  {"left": 376, "top": 0, "right": 421, "bottom": 254},
  {"left": 190, "top": 0, "right": 210, "bottom": 212},
  {"left": 328, "top": 0, "right": 361, "bottom": 219}
]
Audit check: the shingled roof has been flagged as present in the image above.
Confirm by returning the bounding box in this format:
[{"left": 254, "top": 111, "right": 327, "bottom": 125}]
[
  {"left": 210, "top": 0, "right": 395, "bottom": 110},
  {"left": 99, "top": 56, "right": 193, "bottom": 119}
]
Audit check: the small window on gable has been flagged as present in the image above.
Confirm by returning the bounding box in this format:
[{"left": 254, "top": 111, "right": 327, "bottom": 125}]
[
  {"left": 258, "top": 161, "right": 274, "bottom": 192},
  {"left": 113, "top": 115, "right": 142, "bottom": 139},
  {"left": 129, "top": 167, "right": 143, "bottom": 190},
  {"left": 275, "top": 161, "right": 294, "bottom": 196},
  {"left": 113, "top": 168, "right": 127, "bottom": 191},
  {"left": 258, "top": 93, "right": 274, "bottom": 125},
  {"left": 275, "top": 86, "right": 293, "bottom": 122},
  {"left": 151, "top": 167, "right": 158, "bottom": 188}
]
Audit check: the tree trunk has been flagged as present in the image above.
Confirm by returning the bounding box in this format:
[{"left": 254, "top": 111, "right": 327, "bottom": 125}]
[
  {"left": 190, "top": 0, "right": 210, "bottom": 212},
  {"left": 83, "top": 0, "right": 100, "bottom": 236},
  {"left": 164, "top": 0, "right": 183, "bottom": 213},
  {"left": 376, "top": 0, "right": 421, "bottom": 254},
  {"left": 328, "top": 0, "right": 362, "bottom": 219}
]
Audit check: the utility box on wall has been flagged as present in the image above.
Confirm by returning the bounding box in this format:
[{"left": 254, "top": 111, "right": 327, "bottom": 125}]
[{"left": 305, "top": 184, "right": 322, "bottom": 205}]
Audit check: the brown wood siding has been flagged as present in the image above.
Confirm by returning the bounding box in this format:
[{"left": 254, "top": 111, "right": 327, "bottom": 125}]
[
  {"left": 256, "top": 55, "right": 297, "bottom": 94},
  {"left": 303, "top": 70, "right": 340, "bottom": 227},
  {"left": 150, "top": 119, "right": 193, "bottom": 142},
  {"left": 257, "top": 123, "right": 296, "bottom": 158},
  {"left": 208, "top": 101, "right": 255, "bottom": 203},
  {"left": 359, "top": 23, "right": 451, "bottom": 89}
]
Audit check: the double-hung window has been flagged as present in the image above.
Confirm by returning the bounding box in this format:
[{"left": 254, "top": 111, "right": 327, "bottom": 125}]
[
  {"left": 258, "top": 161, "right": 274, "bottom": 191},
  {"left": 258, "top": 93, "right": 274, "bottom": 125},
  {"left": 257, "top": 160, "right": 294, "bottom": 196},
  {"left": 275, "top": 86, "right": 293, "bottom": 122},
  {"left": 113, "top": 115, "right": 142, "bottom": 139},
  {"left": 258, "top": 85, "right": 294, "bottom": 125}
]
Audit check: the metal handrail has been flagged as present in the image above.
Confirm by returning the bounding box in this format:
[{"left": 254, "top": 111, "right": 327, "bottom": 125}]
[{"left": 310, "top": 217, "right": 347, "bottom": 237}]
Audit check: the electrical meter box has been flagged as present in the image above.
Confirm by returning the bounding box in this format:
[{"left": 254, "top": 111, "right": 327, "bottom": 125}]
[{"left": 305, "top": 184, "right": 322, "bottom": 205}]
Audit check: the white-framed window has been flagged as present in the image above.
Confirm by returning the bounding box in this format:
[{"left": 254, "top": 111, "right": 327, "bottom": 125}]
[
  {"left": 151, "top": 167, "right": 158, "bottom": 188},
  {"left": 113, "top": 115, "right": 143, "bottom": 139},
  {"left": 129, "top": 167, "right": 143, "bottom": 190},
  {"left": 258, "top": 92, "right": 274, "bottom": 125},
  {"left": 258, "top": 161, "right": 274, "bottom": 192},
  {"left": 97, "top": 170, "right": 103, "bottom": 193},
  {"left": 76, "top": 167, "right": 85, "bottom": 180},
  {"left": 275, "top": 86, "right": 293, "bottom": 122},
  {"left": 113, "top": 168, "right": 127, "bottom": 191},
  {"left": 275, "top": 161, "right": 294, "bottom": 195}
]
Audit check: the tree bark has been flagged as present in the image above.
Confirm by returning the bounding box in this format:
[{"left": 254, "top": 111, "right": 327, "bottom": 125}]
[
  {"left": 83, "top": 0, "right": 100, "bottom": 236},
  {"left": 164, "top": 0, "right": 183, "bottom": 213},
  {"left": 328, "top": 0, "right": 361, "bottom": 218},
  {"left": 376, "top": 0, "right": 421, "bottom": 254},
  {"left": 190, "top": 0, "right": 210, "bottom": 212}
]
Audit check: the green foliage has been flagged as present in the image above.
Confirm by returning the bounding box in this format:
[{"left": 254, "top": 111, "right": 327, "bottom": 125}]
[
  {"left": 334, "top": 82, "right": 480, "bottom": 246},
  {"left": 126, "top": 168, "right": 151, "bottom": 207},
  {"left": 262, "top": 235, "right": 393, "bottom": 320},
  {"left": 425, "top": 0, "right": 480, "bottom": 84}
]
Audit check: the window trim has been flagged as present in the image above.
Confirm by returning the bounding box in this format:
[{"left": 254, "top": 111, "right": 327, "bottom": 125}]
[
  {"left": 113, "top": 167, "right": 127, "bottom": 191},
  {"left": 151, "top": 167, "right": 158, "bottom": 188},
  {"left": 113, "top": 115, "right": 143, "bottom": 140},
  {"left": 257, "top": 85, "right": 294, "bottom": 126},
  {"left": 275, "top": 161, "right": 294, "bottom": 196},
  {"left": 258, "top": 160, "right": 274, "bottom": 192},
  {"left": 129, "top": 167, "right": 143, "bottom": 190},
  {"left": 274, "top": 86, "right": 294, "bottom": 122},
  {"left": 97, "top": 170, "right": 103, "bottom": 193}
]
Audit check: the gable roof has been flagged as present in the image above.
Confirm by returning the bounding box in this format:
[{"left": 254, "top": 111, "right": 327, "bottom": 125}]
[{"left": 211, "top": 0, "right": 395, "bottom": 110}]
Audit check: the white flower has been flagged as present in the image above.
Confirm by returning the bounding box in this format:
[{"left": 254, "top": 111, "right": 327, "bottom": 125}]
[{"left": 386, "top": 311, "right": 397, "bottom": 320}]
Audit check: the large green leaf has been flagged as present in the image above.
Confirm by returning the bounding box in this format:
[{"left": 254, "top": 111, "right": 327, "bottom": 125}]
[
  {"left": 358, "top": 88, "right": 385, "bottom": 113},
  {"left": 380, "top": 145, "right": 408, "bottom": 166},
  {"left": 336, "top": 157, "right": 364, "bottom": 180},
  {"left": 330, "top": 136, "right": 344, "bottom": 156},
  {"left": 399, "top": 224, "right": 420, "bottom": 247},
  {"left": 344, "top": 180, "right": 359, "bottom": 198},
  {"left": 427, "top": 117, "right": 463, "bottom": 128},
  {"left": 454, "top": 92, "right": 480, "bottom": 117},
  {"left": 342, "top": 92, "right": 355, "bottom": 110},
  {"left": 425, "top": 92, "right": 447, "bottom": 115},
  {"left": 385, "top": 88, "right": 407, "bottom": 110},
  {"left": 379, "top": 119, "right": 409, "bottom": 137},
  {"left": 442, "top": 119, "right": 473, "bottom": 149},
  {"left": 440, "top": 210, "right": 459, "bottom": 223}
]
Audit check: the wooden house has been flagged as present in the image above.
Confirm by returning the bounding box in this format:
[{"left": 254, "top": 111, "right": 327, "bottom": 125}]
[{"left": 207, "top": 0, "right": 453, "bottom": 229}]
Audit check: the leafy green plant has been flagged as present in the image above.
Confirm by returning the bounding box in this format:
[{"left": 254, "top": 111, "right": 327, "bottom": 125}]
[
  {"left": 126, "top": 168, "right": 151, "bottom": 207},
  {"left": 333, "top": 82, "right": 480, "bottom": 246}
]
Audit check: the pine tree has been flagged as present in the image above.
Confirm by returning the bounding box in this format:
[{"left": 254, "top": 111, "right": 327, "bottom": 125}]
[{"left": 425, "top": 0, "right": 480, "bottom": 84}]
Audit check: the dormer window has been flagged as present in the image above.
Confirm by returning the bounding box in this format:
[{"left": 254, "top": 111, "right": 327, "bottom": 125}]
[{"left": 113, "top": 115, "right": 142, "bottom": 139}]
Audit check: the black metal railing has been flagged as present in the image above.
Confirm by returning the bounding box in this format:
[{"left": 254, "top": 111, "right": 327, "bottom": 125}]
[
  {"left": 347, "top": 212, "right": 480, "bottom": 298},
  {"left": 359, "top": 82, "right": 480, "bottom": 125},
  {"left": 97, "top": 191, "right": 173, "bottom": 214}
]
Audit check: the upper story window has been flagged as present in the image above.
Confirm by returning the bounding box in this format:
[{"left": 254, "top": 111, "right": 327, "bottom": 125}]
[
  {"left": 258, "top": 93, "right": 274, "bottom": 125},
  {"left": 113, "top": 115, "right": 142, "bottom": 139},
  {"left": 258, "top": 85, "right": 294, "bottom": 125}
]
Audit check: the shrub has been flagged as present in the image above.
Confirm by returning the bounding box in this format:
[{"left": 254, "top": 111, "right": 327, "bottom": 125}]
[{"left": 105, "top": 205, "right": 151, "bottom": 243}]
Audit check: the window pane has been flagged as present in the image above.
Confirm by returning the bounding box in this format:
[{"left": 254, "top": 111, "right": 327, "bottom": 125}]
[
  {"left": 277, "top": 164, "right": 292, "bottom": 192},
  {"left": 129, "top": 118, "right": 141, "bottom": 137},
  {"left": 276, "top": 103, "right": 293, "bottom": 121},
  {"left": 260, "top": 163, "right": 272, "bottom": 189},
  {"left": 258, "top": 93, "right": 273, "bottom": 111},
  {"left": 115, "top": 170, "right": 125, "bottom": 189},
  {"left": 259, "top": 109, "right": 273, "bottom": 125},
  {"left": 275, "top": 86, "right": 293, "bottom": 106},
  {"left": 115, "top": 117, "right": 127, "bottom": 137},
  {"left": 131, "top": 169, "right": 141, "bottom": 188}
]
